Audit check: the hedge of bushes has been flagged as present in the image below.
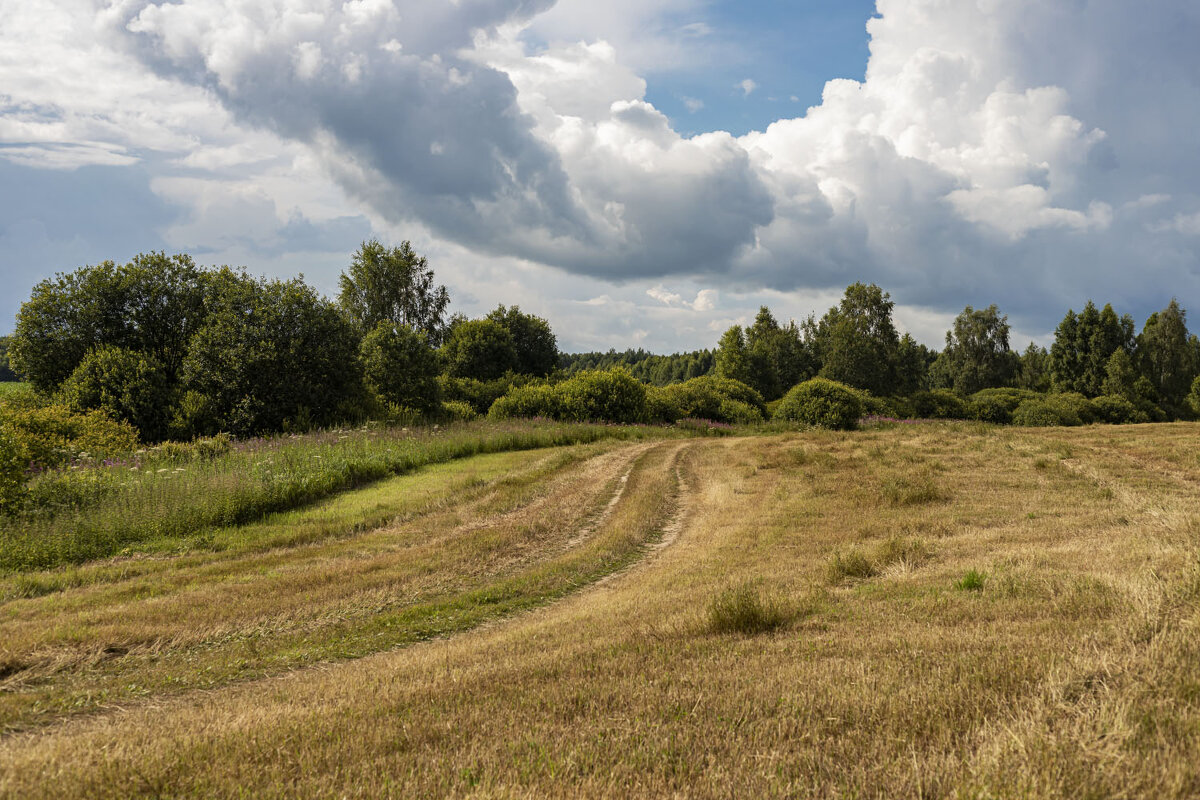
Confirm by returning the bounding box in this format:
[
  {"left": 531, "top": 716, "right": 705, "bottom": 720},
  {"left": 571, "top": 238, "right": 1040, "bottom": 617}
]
[{"left": 488, "top": 370, "right": 766, "bottom": 425}]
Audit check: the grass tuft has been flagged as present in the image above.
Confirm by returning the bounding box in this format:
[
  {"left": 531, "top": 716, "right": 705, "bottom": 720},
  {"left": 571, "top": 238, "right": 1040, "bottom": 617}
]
[
  {"left": 826, "top": 549, "right": 879, "bottom": 583},
  {"left": 705, "top": 581, "right": 790, "bottom": 635},
  {"left": 880, "top": 472, "right": 947, "bottom": 506},
  {"left": 955, "top": 569, "right": 987, "bottom": 592}
]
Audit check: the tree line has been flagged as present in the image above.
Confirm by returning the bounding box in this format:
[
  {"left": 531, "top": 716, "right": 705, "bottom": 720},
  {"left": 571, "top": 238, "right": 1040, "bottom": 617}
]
[
  {"left": 4, "top": 243, "right": 558, "bottom": 441},
  {"left": 710, "top": 283, "right": 1200, "bottom": 422},
  {"left": 5, "top": 242, "right": 1199, "bottom": 441}
]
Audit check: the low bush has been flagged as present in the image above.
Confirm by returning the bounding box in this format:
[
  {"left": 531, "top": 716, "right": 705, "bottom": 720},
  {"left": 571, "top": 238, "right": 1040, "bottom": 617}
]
[
  {"left": 0, "top": 402, "right": 139, "bottom": 470},
  {"left": 966, "top": 388, "right": 1039, "bottom": 424},
  {"left": 487, "top": 384, "right": 563, "bottom": 421},
  {"left": 1091, "top": 395, "right": 1151, "bottom": 425},
  {"left": 660, "top": 376, "right": 766, "bottom": 424},
  {"left": 440, "top": 400, "right": 479, "bottom": 423},
  {"left": 909, "top": 390, "right": 969, "bottom": 420},
  {"left": 718, "top": 398, "right": 765, "bottom": 425},
  {"left": 706, "top": 581, "right": 789, "bottom": 635},
  {"left": 556, "top": 368, "right": 647, "bottom": 423},
  {"left": 0, "top": 425, "right": 27, "bottom": 514},
  {"left": 1053, "top": 392, "right": 1099, "bottom": 424},
  {"left": 58, "top": 346, "right": 174, "bottom": 442},
  {"left": 1012, "top": 398, "right": 1078, "bottom": 427},
  {"left": 644, "top": 386, "right": 682, "bottom": 424},
  {"left": 774, "top": 378, "right": 863, "bottom": 430}
]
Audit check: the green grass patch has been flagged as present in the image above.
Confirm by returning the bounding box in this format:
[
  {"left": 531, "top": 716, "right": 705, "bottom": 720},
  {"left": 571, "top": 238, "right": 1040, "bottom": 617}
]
[
  {"left": 955, "top": 569, "right": 987, "bottom": 592},
  {"left": 0, "top": 420, "right": 671, "bottom": 573}
]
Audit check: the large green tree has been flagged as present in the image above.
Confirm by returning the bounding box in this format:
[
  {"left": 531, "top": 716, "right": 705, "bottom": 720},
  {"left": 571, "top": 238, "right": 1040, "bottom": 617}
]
[
  {"left": 486, "top": 305, "right": 558, "bottom": 377},
  {"left": 0, "top": 337, "right": 16, "bottom": 382},
  {"left": 10, "top": 253, "right": 207, "bottom": 393},
  {"left": 931, "top": 305, "right": 1017, "bottom": 395},
  {"left": 1049, "top": 301, "right": 1135, "bottom": 396},
  {"left": 1136, "top": 299, "right": 1200, "bottom": 413},
  {"left": 182, "top": 271, "right": 363, "bottom": 436},
  {"left": 359, "top": 323, "right": 441, "bottom": 413},
  {"left": 714, "top": 326, "right": 752, "bottom": 387},
  {"left": 441, "top": 319, "right": 518, "bottom": 381},
  {"left": 815, "top": 283, "right": 900, "bottom": 397},
  {"left": 338, "top": 240, "right": 450, "bottom": 342}
]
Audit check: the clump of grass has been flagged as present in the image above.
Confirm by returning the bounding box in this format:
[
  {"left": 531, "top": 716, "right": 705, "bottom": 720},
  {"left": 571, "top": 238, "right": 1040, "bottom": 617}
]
[
  {"left": 955, "top": 569, "right": 987, "bottom": 592},
  {"left": 880, "top": 472, "right": 947, "bottom": 506},
  {"left": 875, "top": 535, "right": 932, "bottom": 570},
  {"left": 826, "top": 549, "right": 879, "bottom": 583},
  {"left": 705, "top": 581, "right": 790, "bottom": 635}
]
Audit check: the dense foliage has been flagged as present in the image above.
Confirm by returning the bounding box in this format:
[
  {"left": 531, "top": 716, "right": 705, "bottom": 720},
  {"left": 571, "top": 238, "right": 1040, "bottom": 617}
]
[
  {"left": 773, "top": 378, "right": 863, "bottom": 430},
  {"left": 338, "top": 240, "right": 450, "bottom": 341}
]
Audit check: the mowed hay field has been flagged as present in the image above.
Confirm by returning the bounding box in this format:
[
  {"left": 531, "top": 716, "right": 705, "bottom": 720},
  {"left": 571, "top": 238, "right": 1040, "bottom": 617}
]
[{"left": 2, "top": 423, "right": 1200, "bottom": 798}]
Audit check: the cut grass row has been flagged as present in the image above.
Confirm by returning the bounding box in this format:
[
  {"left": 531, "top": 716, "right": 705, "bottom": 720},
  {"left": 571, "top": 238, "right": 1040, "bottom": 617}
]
[
  {"left": 0, "top": 420, "right": 672, "bottom": 573},
  {"left": 0, "top": 439, "right": 693, "bottom": 733}
]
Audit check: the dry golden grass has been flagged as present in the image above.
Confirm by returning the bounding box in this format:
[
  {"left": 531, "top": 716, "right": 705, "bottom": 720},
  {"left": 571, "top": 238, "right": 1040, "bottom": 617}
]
[{"left": 1, "top": 423, "right": 1199, "bottom": 797}]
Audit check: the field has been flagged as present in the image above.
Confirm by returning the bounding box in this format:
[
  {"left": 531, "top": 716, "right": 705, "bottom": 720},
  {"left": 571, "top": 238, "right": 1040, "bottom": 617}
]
[{"left": 1, "top": 421, "right": 1199, "bottom": 797}]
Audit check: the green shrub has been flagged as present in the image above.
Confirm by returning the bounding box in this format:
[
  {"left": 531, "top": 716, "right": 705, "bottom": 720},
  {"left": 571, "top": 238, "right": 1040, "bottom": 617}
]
[
  {"left": 56, "top": 345, "right": 174, "bottom": 442},
  {"left": 1052, "top": 392, "right": 1099, "bottom": 424},
  {"left": 167, "top": 390, "right": 221, "bottom": 441},
  {"left": 440, "top": 374, "right": 536, "bottom": 415},
  {"left": 644, "top": 386, "right": 682, "bottom": 424},
  {"left": 1091, "top": 395, "right": 1151, "bottom": 425},
  {"left": 661, "top": 376, "right": 766, "bottom": 423},
  {"left": 0, "top": 425, "right": 28, "bottom": 515},
  {"left": 1012, "top": 398, "right": 1078, "bottom": 427},
  {"left": 440, "top": 400, "right": 478, "bottom": 423},
  {"left": 555, "top": 368, "right": 647, "bottom": 423},
  {"left": 706, "top": 582, "right": 789, "bottom": 635},
  {"left": 0, "top": 403, "right": 139, "bottom": 469},
  {"left": 966, "top": 387, "right": 1039, "bottom": 425},
  {"left": 717, "top": 398, "right": 764, "bottom": 425},
  {"left": 774, "top": 378, "right": 863, "bottom": 430},
  {"left": 909, "top": 390, "right": 969, "bottom": 419},
  {"left": 359, "top": 322, "right": 441, "bottom": 414},
  {"left": 488, "top": 384, "right": 564, "bottom": 421}
]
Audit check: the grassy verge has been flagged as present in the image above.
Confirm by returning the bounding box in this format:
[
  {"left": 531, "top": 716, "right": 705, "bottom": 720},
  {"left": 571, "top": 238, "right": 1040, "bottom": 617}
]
[
  {"left": 0, "top": 439, "right": 690, "bottom": 733},
  {"left": 0, "top": 420, "right": 671, "bottom": 572}
]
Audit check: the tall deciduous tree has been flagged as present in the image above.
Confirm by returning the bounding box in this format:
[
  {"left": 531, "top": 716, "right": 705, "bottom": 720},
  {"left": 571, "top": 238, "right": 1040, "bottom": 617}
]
[
  {"left": 182, "top": 271, "right": 363, "bottom": 437},
  {"left": 338, "top": 240, "right": 450, "bottom": 342},
  {"left": 816, "top": 283, "right": 900, "bottom": 397},
  {"left": 932, "top": 305, "right": 1016, "bottom": 395},
  {"left": 1137, "top": 299, "right": 1200, "bottom": 413},
  {"left": 486, "top": 305, "right": 558, "bottom": 377},
  {"left": 441, "top": 319, "right": 518, "bottom": 381},
  {"left": 714, "top": 325, "right": 752, "bottom": 387},
  {"left": 359, "top": 322, "right": 441, "bottom": 413},
  {"left": 10, "top": 253, "right": 207, "bottom": 393}
]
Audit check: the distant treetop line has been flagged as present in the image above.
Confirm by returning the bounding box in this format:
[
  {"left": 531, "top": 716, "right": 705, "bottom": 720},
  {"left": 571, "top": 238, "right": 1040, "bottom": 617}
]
[{"left": 3, "top": 242, "right": 1199, "bottom": 443}]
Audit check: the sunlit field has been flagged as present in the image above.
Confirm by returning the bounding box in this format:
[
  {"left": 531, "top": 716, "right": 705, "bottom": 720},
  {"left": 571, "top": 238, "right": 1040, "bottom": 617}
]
[{"left": 2, "top": 421, "right": 1199, "bottom": 797}]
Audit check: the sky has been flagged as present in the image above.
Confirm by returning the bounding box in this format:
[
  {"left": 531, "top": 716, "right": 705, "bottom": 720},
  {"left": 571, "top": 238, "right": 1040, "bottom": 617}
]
[{"left": 1, "top": 0, "right": 1199, "bottom": 354}]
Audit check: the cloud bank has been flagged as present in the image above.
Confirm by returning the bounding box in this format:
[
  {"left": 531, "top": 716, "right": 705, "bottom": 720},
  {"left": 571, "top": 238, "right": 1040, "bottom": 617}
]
[{"left": 3, "top": 0, "right": 1199, "bottom": 343}]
